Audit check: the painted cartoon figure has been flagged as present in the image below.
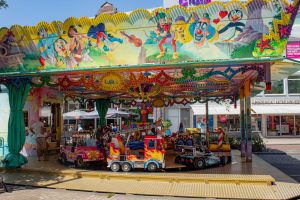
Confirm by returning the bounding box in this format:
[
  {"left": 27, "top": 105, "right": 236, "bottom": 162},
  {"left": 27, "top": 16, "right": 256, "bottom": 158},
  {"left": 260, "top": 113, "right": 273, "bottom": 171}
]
[
  {"left": 218, "top": 9, "right": 245, "bottom": 41},
  {"left": 37, "top": 27, "right": 58, "bottom": 70},
  {"left": 173, "top": 15, "right": 193, "bottom": 44},
  {"left": 191, "top": 13, "right": 217, "bottom": 48},
  {"left": 87, "top": 23, "right": 123, "bottom": 52},
  {"left": 144, "top": 31, "right": 163, "bottom": 44},
  {"left": 68, "top": 26, "right": 92, "bottom": 65},
  {"left": 150, "top": 12, "right": 178, "bottom": 59},
  {"left": 53, "top": 38, "right": 77, "bottom": 69}
]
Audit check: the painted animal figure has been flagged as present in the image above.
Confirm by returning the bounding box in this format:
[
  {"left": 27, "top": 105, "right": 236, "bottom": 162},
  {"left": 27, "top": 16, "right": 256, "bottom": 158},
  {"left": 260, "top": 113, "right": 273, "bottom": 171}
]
[{"left": 218, "top": 9, "right": 245, "bottom": 41}]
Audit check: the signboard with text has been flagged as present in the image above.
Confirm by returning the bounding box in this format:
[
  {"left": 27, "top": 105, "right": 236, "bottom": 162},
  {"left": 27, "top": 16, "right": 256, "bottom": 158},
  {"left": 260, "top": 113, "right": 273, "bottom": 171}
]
[
  {"left": 286, "top": 41, "right": 300, "bottom": 59},
  {"left": 164, "top": 0, "right": 212, "bottom": 8}
]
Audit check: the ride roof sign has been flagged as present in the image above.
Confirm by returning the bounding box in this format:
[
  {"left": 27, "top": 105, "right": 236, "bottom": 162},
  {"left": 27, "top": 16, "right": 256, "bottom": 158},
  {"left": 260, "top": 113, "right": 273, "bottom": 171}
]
[
  {"left": 164, "top": 0, "right": 211, "bottom": 8},
  {"left": 164, "top": 0, "right": 239, "bottom": 8}
]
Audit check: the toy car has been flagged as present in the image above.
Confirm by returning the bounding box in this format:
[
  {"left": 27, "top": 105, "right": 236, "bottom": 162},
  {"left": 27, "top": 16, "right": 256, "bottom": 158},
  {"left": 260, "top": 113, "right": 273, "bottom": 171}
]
[
  {"left": 175, "top": 145, "right": 220, "bottom": 169},
  {"left": 60, "top": 138, "right": 105, "bottom": 168}
]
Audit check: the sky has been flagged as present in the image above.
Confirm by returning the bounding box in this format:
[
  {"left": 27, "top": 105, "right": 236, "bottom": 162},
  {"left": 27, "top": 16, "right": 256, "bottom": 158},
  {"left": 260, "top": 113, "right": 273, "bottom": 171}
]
[{"left": 0, "top": 0, "right": 163, "bottom": 28}]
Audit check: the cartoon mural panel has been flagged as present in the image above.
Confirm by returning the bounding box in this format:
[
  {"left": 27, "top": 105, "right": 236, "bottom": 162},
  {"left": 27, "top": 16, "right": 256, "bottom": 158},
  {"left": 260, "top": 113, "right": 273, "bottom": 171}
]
[{"left": 0, "top": 0, "right": 298, "bottom": 73}]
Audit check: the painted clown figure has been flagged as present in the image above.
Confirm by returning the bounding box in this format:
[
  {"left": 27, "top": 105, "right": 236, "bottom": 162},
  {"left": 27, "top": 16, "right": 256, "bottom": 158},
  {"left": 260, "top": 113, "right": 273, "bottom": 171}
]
[
  {"left": 191, "top": 13, "right": 217, "bottom": 48},
  {"left": 150, "top": 12, "right": 178, "bottom": 59}
]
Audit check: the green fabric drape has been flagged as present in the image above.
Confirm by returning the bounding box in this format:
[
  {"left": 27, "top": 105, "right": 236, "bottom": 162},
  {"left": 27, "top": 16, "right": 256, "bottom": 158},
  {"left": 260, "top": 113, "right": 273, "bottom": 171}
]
[
  {"left": 96, "top": 99, "right": 110, "bottom": 126},
  {"left": 3, "top": 81, "right": 30, "bottom": 168}
]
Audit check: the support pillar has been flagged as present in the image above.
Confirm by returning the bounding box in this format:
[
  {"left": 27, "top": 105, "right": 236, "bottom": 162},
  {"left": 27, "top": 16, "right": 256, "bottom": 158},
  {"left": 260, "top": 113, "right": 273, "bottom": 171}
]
[
  {"left": 28, "top": 88, "right": 42, "bottom": 126},
  {"left": 239, "top": 88, "right": 246, "bottom": 157},
  {"left": 244, "top": 80, "right": 252, "bottom": 162},
  {"left": 205, "top": 100, "right": 209, "bottom": 146}
]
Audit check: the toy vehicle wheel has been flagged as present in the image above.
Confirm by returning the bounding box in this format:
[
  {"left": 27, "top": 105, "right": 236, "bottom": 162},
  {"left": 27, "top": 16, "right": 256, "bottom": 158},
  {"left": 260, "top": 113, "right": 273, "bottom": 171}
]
[
  {"left": 75, "top": 156, "right": 85, "bottom": 168},
  {"left": 110, "top": 162, "right": 120, "bottom": 172},
  {"left": 175, "top": 156, "right": 181, "bottom": 164},
  {"left": 121, "top": 162, "right": 132, "bottom": 172},
  {"left": 147, "top": 162, "right": 157, "bottom": 172},
  {"left": 193, "top": 158, "right": 205, "bottom": 169},
  {"left": 220, "top": 156, "right": 228, "bottom": 165},
  {"left": 227, "top": 156, "right": 232, "bottom": 164},
  {"left": 60, "top": 153, "right": 67, "bottom": 165}
]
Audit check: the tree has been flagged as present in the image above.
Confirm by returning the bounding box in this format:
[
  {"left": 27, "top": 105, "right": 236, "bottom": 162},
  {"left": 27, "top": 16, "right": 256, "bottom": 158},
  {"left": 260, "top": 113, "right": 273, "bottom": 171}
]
[{"left": 0, "top": 0, "right": 8, "bottom": 9}]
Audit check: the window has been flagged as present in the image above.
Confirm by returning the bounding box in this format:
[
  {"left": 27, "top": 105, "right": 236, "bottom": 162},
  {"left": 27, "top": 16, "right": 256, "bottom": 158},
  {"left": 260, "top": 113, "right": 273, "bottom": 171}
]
[
  {"left": 267, "top": 115, "right": 298, "bottom": 136},
  {"left": 68, "top": 101, "right": 79, "bottom": 112},
  {"left": 148, "top": 140, "right": 156, "bottom": 149},
  {"left": 288, "top": 75, "right": 300, "bottom": 94},
  {"left": 295, "top": 115, "right": 300, "bottom": 135},
  {"left": 265, "top": 80, "right": 284, "bottom": 94}
]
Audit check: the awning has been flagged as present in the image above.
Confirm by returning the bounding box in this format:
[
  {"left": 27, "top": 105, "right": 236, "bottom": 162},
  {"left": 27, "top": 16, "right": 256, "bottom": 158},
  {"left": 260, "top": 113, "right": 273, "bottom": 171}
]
[
  {"left": 82, "top": 108, "right": 130, "bottom": 119},
  {"left": 63, "top": 108, "right": 130, "bottom": 120},
  {"left": 63, "top": 110, "right": 88, "bottom": 120},
  {"left": 191, "top": 104, "right": 300, "bottom": 115}
]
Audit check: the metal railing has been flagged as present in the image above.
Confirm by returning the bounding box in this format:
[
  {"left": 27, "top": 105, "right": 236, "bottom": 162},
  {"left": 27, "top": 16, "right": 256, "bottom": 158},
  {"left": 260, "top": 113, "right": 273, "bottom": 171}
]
[{"left": 0, "top": 137, "right": 4, "bottom": 156}]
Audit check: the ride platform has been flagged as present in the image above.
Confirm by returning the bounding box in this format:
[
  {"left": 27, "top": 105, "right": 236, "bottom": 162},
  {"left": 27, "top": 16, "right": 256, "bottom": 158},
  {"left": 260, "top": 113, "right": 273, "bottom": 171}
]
[{"left": 1, "top": 151, "right": 299, "bottom": 199}]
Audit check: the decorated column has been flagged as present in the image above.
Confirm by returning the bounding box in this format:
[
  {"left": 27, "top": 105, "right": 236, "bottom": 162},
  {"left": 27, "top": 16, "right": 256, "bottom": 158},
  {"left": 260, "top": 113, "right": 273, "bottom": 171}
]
[
  {"left": 96, "top": 99, "right": 111, "bottom": 126},
  {"left": 239, "top": 88, "right": 246, "bottom": 157},
  {"left": 205, "top": 100, "right": 209, "bottom": 145},
  {"left": 244, "top": 80, "right": 252, "bottom": 162}
]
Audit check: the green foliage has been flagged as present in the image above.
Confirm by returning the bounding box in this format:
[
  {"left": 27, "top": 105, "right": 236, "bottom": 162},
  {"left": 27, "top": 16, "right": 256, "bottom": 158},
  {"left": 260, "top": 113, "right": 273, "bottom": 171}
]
[
  {"left": 252, "top": 136, "right": 266, "bottom": 152},
  {"left": 231, "top": 41, "right": 256, "bottom": 58},
  {"left": 87, "top": 47, "right": 105, "bottom": 57},
  {"left": 209, "top": 135, "right": 218, "bottom": 143},
  {"left": 162, "top": 120, "right": 172, "bottom": 128},
  {"left": 252, "top": 39, "right": 288, "bottom": 57},
  {"left": 146, "top": 53, "right": 192, "bottom": 63},
  {"left": 0, "top": 0, "right": 8, "bottom": 9},
  {"left": 228, "top": 136, "right": 266, "bottom": 152}
]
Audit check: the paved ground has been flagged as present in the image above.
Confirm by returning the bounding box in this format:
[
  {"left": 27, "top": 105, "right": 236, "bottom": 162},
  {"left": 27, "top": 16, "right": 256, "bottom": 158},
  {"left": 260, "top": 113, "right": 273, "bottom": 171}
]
[
  {"left": 256, "top": 144, "right": 300, "bottom": 183},
  {"left": 263, "top": 138, "right": 300, "bottom": 145},
  {"left": 0, "top": 185, "right": 201, "bottom": 200}
]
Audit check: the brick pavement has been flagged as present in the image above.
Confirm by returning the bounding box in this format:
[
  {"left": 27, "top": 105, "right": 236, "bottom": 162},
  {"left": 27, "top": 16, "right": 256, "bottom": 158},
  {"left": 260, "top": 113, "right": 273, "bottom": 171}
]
[{"left": 0, "top": 185, "right": 201, "bottom": 200}]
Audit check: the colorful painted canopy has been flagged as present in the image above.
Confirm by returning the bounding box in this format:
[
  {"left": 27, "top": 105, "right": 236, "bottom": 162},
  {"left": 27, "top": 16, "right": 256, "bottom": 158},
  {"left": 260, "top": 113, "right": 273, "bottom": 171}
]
[{"left": 0, "top": 0, "right": 299, "bottom": 105}]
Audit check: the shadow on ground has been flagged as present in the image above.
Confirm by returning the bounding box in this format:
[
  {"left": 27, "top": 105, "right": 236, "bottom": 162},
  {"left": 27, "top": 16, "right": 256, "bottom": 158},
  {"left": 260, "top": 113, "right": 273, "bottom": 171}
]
[{"left": 255, "top": 148, "right": 300, "bottom": 183}]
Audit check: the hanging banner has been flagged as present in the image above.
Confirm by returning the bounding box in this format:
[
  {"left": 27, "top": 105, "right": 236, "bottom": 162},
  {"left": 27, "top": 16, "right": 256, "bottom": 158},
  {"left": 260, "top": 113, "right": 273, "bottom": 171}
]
[{"left": 0, "top": 0, "right": 298, "bottom": 74}]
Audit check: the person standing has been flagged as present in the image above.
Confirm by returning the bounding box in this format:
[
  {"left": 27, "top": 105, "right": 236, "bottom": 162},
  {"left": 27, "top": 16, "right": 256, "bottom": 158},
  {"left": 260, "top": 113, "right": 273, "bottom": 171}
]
[
  {"left": 77, "top": 124, "right": 83, "bottom": 132},
  {"left": 31, "top": 119, "right": 48, "bottom": 161}
]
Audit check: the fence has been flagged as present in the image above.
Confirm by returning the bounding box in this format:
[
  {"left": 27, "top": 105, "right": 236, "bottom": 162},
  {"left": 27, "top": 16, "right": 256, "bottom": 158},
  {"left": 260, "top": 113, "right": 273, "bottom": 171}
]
[{"left": 0, "top": 133, "right": 7, "bottom": 157}]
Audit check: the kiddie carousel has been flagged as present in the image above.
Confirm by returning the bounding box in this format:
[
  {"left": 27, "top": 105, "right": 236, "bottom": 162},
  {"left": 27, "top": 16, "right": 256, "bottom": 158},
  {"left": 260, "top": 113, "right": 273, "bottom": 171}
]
[{"left": 0, "top": 0, "right": 299, "bottom": 173}]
